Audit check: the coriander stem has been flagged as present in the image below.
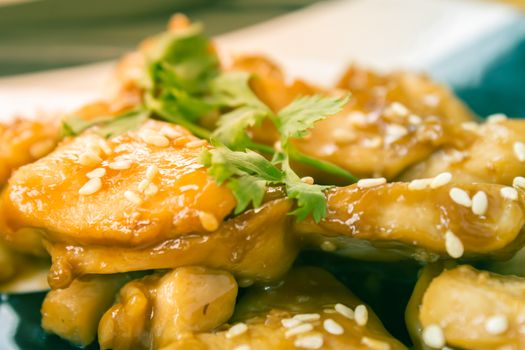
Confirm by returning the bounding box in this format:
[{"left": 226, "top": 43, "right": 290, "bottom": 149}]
[{"left": 154, "top": 109, "right": 212, "bottom": 139}]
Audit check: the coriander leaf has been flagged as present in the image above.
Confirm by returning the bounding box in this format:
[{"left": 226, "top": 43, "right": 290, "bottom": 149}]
[
  {"left": 211, "top": 106, "right": 268, "bottom": 149},
  {"left": 277, "top": 94, "right": 349, "bottom": 145},
  {"left": 208, "top": 71, "right": 269, "bottom": 110},
  {"left": 227, "top": 175, "right": 267, "bottom": 214},
  {"left": 62, "top": 115, "right": 113, "bottom": 137},
  {"left": 282, "top": 156, "right": 330, "bottom": 223}
]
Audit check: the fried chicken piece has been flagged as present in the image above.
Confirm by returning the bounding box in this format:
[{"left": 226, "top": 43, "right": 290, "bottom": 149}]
[
  {"left": 41, "top": 273, "right": 131, "bottom": 346},
  {"left": 295, "top": 181, "right": 525, "bottom": 261},
  {"left": 400, "top": 119, "right": 525, "bottom": 186},
  {"left": 164, "top": 267, "right": 406, "bottom": 350},
  {"left": 410, "top": 265, "right": 525, "bottom": 350},
  {"left": 98, "top": 267, "right": 238, "bottom": 350}
]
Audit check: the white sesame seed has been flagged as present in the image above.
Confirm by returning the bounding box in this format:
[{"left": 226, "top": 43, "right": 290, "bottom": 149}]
[
  {"left": 198, "top": 211, "right": 219, "bottom": 232},
  {"left": 186, "top": 139, "right": 207, "bottom": 148},
  {"left": 138, "top": 179, "right": 150, "bottom": 193},
  {"left": 333, "top": 129, "right": 357, "bottom": 143},
  {"left": 281, "top": 318, "right": 302, "bottom": 329},
  {"left": 293, "top": 313, "right": 321, "bottom": 322},
  {"left": 501, "top": 187, "right": 518, "bottom": 201},
  {"left": 408, "top": 114, "right": 422, "bottom": 125},
  {"left": 141, "top": 132, "right": 170, "bottom": 147},
  {"left": 430, "top": 172, "right": 452, "bottom": 189},
  {"left": 29, "top": 139, "right": 55, "bottom": 158},
  {"left": 323, "top": 319, "right": 344, "bottom": 335},
  {"left": 514, "top": 142, "right": 525, "bottom": 162},
  {"left": 97, "top": 139, "right": 112, "bottom": 155},
  {"left": 471, "top": 191, "right": 488, "bottom": 216},
  {"left": 357, "top": 178, "right": 386, "bottom": 189},
  {"left": 422, "top": 324, "right": 445, "bottom": 348},
  {"left": 449, "top": 187, "right": 472, "bottom": 207},
  {"left": 145, "top": 165, "right": 158, "bottom": 181},
  {"left": 323, "top": 309, "right": 336, "bottom": 314},
  {"left": 354, "top": 305, "right": 368, "bottom": 326},
  {"left": 226, "top": 322, "right": 248, "bottom": 339},
  {"left": 408, "top": 178, "right": 431, "bottom": 190},
  {"left": 348, "top": 111, "right": 368, "bottom": 126},
  {"left": 387, "top": 102, "right": 409, "bottom": 116},
  {"left": 445, "top": 230, "right": 464, "bottom": 258},
  {"left": 144, "top": 183, "right": 159, "bottom": 196},
  {"left": 301, "top": 176, "right": 314, "bottom": 185},
  {"left": 485, "top": 315, "right": 508, "bottom": 335},
  {"left": 86, "top": 167, "right": 106, "bottom": 179},
  {"left": 362, "top": 137, "right": 382, "bottom": 148},
  {"left": 78, "top": 178, "right": 102, "bottom": 196},
  {"left": 108, "top": 160, "right": 132, "bottom": 170},
  {"left": 293, "top": 333, "right": 324, "bottom": 349},
  {"left": 423, "top": 94, "right": 440, "bottom": 107},
  {"left": 233, "top": 345, "right": 250, "bottom": 350},
  {"left": 384, "top": 124, "right": 408, "bottom": 144},
  {"left": 514, "top": 176, "right": 525, "bottom": 189},
  {"left": 461, "top": 122, "right": 479, "bottom": 133},
  {"left": 78, "top": 151, "right": 102, "bottom": 166},
  {"left": 361, "top": 337, "right": 391, "bottom": 350},
  {"left": 124, "top": 190, "right": 142, "bottom": 205},
  {"left": 160, "top": 126, "right": 181, "bottom": 139},
  {"left": 285, "top": 323, "right": 314, "bottom": 338},
  {"left": 334, "top": 303, "right": 354, "bottom": 320},
  {"left": 320, "top": 241, "right": 337, "bottom": 252},
  {"left": 487, "top": 113, "right": 507, "bottom": 124}
]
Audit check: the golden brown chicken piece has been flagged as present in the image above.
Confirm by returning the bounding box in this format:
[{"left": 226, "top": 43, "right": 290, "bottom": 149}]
[
  {"left": 0, "top": 118, "right": 59, "bottom": 185},
  {"left": 99, "top": 267, "right": 238, "bottom": 350},
  {"left": 162, "top": 267, "right": 406, "bottom": 350},
  {"left": 401, "top": 119, "right": 525, "bottom": 186},
  {"left": 409, "top": 265, "right": 525, "bottom": 350},
  {"left": 41, "top": 273, "right": 132, "bottom": 346},
  {"left": 295, "top": 181, "right": 525, "bottom": 261},
  {"left": 1, "top": 120, "right": 298, "bottom": 288}
]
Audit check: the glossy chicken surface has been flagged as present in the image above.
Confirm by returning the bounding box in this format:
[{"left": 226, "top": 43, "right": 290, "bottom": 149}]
[
  {"left": 417, "top": 265, "right": 525, "bottom": 350},
  {"left": 401, "top": 119, "right": 525, "bottom": 186},
  {"left": 296, "top": 182, "right": 525, "bottom": 261},
  {"left": 99, "top": 267, "right": 238, "bottom": 350}
]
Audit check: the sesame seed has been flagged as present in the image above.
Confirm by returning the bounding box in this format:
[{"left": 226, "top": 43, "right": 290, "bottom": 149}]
[
  {"left": 362, "top": 137, "right": 382, "bottom": 148},
  {"left": 186, "top": 139, "right": 207, "bottom": 148},
  {"left": 408, "top": 114, "right": 422, "bottom": 125},
  {"left": 141, "top": 131, "right": 170, "bottom": 147},
  {"left": 226, "top": 322, "right": 248, "bottom": 339},
  {"left": 361, "top": 337, "right": 391, "bottom": 350},
  {"left": 422, "top": 324, "right": 445, "bottom": 348},
  {"left": 301, "top": 176, "right": 315, "bottom": 185},
  {"left": 348, "top": 111, "right": 368, "bottom": 126},
  {"left": 108, "top": 160, "right": 132, "bottom": 170},
  {"left": 471, "top": 191, "right": 488, "bottom": 216},
  {"left": 285, "top": 323, "right": 314, "bottom": 338},
  {"left": 354, "top": 305, "right": 368, "bottom": 326},
  {"left": 86, "top": 167, "right": 106, "bottom": 179},
  {"left": 293, "top": 333, "right": 324, "bottom": 349},
  {"left": 78, "top": 151, "right": 102, "bottom": 166},
  {"left": 97, "top": 139, "right": 112, "bottom": 155},
  {"left": 461, "top": 122, "right": 479, "bottom": 133},
  {"left": 320, "top": 241, "right": 337, "bottom": 252},
  {"left": 144, "top": 183, "right": 159, "bottom": 196},
  {"left": 487, "top": 113, "right": 507, "bottom": 123},
  {"left": 500, "top": 187, "right": 518, "bottom": 201},
  {"left": 29, "top": 139, "right": 55, "bottom": 158},
  {"left": 385, "top": 124, "right": 408, "bottom": 144},
  {"left": 293, "top": 313, "right": 321, "bottom": 322},
  {"left": 445, "top": 230, "right": 464, "bottom": 258},
  {"left": 145, "top": 165, "right": 158, "bottom": 181},
  {"left": 323, "top": 309, "right": 336, "bottom": 314},
  {"left": 514, "top": 142, "right": 525, "bottom": 162},
  {"left": 357, "top": 178, "right": 386, "bottom": 189},
  {"left": 334, "top": 303, "right": 354, "bottom": 320},
  {"left": 159, "top": 126, "right": 181, "bottom": 139},
  {"left": 430, "top": 172, "right": 452, "bottom": 189},
  {"left": 124, "top": 190, "right": 142, "bottom": 205},
  {"left": 485, "top": 315, "right": 508, "bottom": 335},
  {"left": 233, "top": 345, "right": 250, "bottom": 350},
  {"left": 138, "top": 179, "right": 150, "bottom": 192},
  {"left": 323, "top": 319, "right": 344, "bottom": 335},
  {"left": 198, "top": 211, "right": 219, "bottom": 232},
  {"left": 449, "top": 187, "right": 472, "bottom": 207},
  {"left": 387, "top": 102, "right": 409, "bottom": 116},
  {"left": 333, "top": 129, "right": 357, "bottom": 143},
  {"left": 408, "top": 178, "right": 431, "bottom": 190},
  {"left": 78, "top": 178, "right": 102, "bottom": 196},
  {"left": 281, "top": 318, "right": 302, "bottom": 329},
  {"left": 424, "top": 94, "right": 440, "bottom": 107},
  {"left": 513, "top": 176, "right": 525, "bottom": 189}
]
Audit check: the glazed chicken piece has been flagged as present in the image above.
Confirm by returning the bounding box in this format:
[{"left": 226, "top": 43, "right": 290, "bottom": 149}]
[
  {"left": 1, "top": 120, "right": 298, "bottom": 288},
  {"left": 0, "top": 118, "right": 59, "bottom": 185},
  {"left": 159, "top": 266, "right": 406, "bottom": 350},
  {"left": 295, "top": 180, "right": 525, "bottom": 261},
  {"left": 41, "top": 273, "right": 132, "bottom": 346},
  {"left": 99, "top": 267, "right": 238, "bottom": 350},
  {"left": 408, "top": 265, "right": 525, "bottom": 350},
  {"left": 401, "top": 118, "right": 525, "bottom": 186}
]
